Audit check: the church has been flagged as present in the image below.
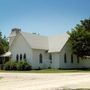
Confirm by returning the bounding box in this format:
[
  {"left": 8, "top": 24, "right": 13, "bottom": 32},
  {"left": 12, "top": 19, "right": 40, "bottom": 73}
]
[{"left": 8, "top": 28, "right": 90, "bottom": 69}]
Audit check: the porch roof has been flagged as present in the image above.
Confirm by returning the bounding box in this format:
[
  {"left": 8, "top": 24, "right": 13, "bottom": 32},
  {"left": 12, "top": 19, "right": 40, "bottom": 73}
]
[{"left": 0, "top": 51, "right": 11, "bottom": 57}]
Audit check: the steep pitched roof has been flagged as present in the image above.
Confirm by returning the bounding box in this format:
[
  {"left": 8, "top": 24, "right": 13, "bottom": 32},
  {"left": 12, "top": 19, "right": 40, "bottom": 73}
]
[
  {"left": 21, "top": 32, "right": 49, "bottom": 50},
  {"left": 21, "top": 32, "right": 69, "bottom": 52},
  {"left": 48, "top": 34, "right": 69, "bottom": 53},
  {"left": 9, "top": 30, "right": 69, "bottom": 52}
]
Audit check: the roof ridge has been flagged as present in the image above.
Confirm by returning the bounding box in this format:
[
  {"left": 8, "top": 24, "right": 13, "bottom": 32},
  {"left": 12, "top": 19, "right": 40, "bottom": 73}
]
[{"left": 21, "top": 31, "right": 48, "bottom": 38}]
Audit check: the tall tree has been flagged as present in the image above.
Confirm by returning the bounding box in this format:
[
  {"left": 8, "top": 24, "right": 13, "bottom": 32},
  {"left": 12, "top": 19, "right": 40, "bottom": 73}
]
[
  {"left": 0, "top": 32, "right": 9, "bottom": 55},
  {"left": 68, "top": 18, "right": 90, "bottom": 57}
]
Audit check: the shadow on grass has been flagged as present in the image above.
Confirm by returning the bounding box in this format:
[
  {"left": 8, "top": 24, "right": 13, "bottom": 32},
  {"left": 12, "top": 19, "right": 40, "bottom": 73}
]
[{"left": 56, "top": 87, "right": 90, "bottom": 90}]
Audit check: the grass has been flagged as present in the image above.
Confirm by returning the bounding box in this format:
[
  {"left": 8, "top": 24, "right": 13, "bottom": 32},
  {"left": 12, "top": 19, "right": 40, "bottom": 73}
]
[
  {"left": 60, "top": 88, "right": 90, "bottom": 90},
  {"left": 0, "top": 69, "right": 90, "bottom": 73}
]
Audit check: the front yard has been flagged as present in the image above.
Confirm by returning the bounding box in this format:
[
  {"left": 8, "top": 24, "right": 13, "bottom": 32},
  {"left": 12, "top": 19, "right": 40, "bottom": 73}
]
[{"left": 0, "top": 69, "right": 90, "bottom": 73}]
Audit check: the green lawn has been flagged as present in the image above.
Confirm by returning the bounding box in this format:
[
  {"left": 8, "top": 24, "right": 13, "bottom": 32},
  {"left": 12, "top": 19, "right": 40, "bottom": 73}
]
[{"left": 0, "top": 69, "right": 90, "bottom": 73}]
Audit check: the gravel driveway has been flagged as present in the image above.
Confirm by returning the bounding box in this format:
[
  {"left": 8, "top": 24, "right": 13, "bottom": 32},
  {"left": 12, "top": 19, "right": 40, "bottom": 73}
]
[{"left": 0, "top": 72, "right": 90, "bottom": 90}]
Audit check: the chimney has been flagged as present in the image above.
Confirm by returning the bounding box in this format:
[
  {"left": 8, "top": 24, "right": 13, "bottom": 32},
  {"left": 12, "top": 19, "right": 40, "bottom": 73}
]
[
  {"left": 9, "top": 28, "right": 21, "bottom": 37},
  {"left": 9, "top": 28, "right": 21, "bottom": 46},
  {"left": 12, "top": 28, "right": 21, "bottom": 33}
]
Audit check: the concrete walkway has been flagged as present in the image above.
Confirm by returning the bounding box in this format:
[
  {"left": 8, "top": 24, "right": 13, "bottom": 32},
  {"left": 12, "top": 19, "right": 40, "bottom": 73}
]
[{"left": 0, "top": 72, "right": 90, "bottom": 90}]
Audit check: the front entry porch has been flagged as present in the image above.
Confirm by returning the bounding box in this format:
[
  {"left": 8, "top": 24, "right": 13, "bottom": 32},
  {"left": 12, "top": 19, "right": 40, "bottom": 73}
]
[{"left": 0, "top": 51, "right": 11, "bottom": 70}]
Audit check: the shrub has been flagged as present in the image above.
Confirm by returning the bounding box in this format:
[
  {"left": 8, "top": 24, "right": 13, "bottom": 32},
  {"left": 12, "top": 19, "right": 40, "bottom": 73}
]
[
  {"left": 4, "top": 61, "right": 11, "bottom": 70},
  {"left": 10, "top": 61, "right": 17, "bottom": 70},
  {"left": 17, "top": 61, "right": 32, "bottom": 71},
  {"left": 24, "top": 63, "right": 32, "bottom": 70},
  {"left": 4, "top": 60, "right": 17, "bottom": 70},
  {"left": 4, "top": 60, "right": 32, "bottom": 71}
]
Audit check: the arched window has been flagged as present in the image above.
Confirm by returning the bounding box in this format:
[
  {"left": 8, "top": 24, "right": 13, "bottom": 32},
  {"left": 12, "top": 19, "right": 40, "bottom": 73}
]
[
  {"left": 64, "top": 53, "right": 67, "bottom": 63},
  {"left": 49, "top": 54, "right": 52, "bottom": 63},
  {"left": 16, "top": 54, "right": 19, "bottom": 62},
  {"left": 23, "top": 53, "right": 26, "bottom": 60},
  {"left": 20, "top": 54, "right": 22, "bottom": 60},
  {"left": 39, "top": 54, "right": 43, "bottom": 63},
  {"left": 71, "top": 54, "right": 73, "bottom": 63}
]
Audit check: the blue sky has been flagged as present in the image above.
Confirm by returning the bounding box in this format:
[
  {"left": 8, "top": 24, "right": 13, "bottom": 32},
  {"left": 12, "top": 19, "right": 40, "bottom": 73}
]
[{"left": 0, "top": 0, "right": 90, "bottom": 37}]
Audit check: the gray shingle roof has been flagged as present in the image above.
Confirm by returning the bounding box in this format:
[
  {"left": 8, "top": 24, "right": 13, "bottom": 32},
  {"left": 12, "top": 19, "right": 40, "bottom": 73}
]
[
  {"left": 48, "top": 34, "right": 69, "bottom": 52},
  {"left": 21, "top": 32, "right": 49, "bottom": 50},
  {"left": 21, "top": 32, "right": 69, "bottom": 52}
]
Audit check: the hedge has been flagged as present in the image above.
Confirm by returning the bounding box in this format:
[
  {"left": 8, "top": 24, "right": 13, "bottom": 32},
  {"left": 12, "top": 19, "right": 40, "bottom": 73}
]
[{"left": 4, "top": 60, "right": 32, "bottom": 71}]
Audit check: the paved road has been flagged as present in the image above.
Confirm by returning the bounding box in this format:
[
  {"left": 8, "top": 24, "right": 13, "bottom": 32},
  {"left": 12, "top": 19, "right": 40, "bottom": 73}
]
[{"left": 0, "top": 72, "right": 90, "bottom": 90}]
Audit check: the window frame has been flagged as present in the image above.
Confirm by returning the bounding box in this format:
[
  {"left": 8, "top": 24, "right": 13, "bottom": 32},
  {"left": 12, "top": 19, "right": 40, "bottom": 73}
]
[
  {"left": 39, "top": 54, "right": 43, "bottom": 63},
  {"left": 20, "top": 54, "right": 22, "bottom": 61},
  {"left": 71, "top": 54, "right": 73, "bottom": 63},
  {"left": 23, "top": 53, "right": 26, "bottom": 60},
  {"left": 64, "top": 53, "right": 67, "bottom": 63},
  {"left": 49, "top": 54, "right": 52, "bottom": 63},
  {"left": 16, "top": 54, "right": 19, "bottom": 62}
]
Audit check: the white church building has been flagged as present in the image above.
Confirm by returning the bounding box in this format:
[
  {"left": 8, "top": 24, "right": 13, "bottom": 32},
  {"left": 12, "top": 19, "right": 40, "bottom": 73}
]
[{"left": 9, "top": 28, "right": 90, "bottom": 69}]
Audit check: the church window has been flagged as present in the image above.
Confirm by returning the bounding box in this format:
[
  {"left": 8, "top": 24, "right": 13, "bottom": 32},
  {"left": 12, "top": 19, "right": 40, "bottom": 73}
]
[
  {"left": 64, "top": 53, "right": 67, "bottom": 63},
  {"left": 16, "top": 54, "right": 19, "bottom": 62},
  {"left": 20, "top": 54, "right": 22, "bottom": 60},
  {"left": 39, "top": 54, "right": 43, "bottom": 63}
]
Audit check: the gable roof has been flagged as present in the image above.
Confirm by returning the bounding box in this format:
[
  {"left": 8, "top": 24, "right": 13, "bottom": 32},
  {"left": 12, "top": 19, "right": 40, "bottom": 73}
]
[
  {"left": 9, "top": 31, "right": 69, "bottom": 52},
  {"left": 48, "top": 34, "right": 69, "bottom": 53},
  {"left": 21, "top": 32, "right": 69, "bottom": 52},
  {"left": 21, "top": 32, "right": 49, "bottom": 50}
]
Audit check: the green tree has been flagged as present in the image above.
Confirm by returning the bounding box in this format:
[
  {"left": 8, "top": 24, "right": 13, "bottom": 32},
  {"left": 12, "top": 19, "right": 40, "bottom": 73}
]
[
  {"left": 68, "top": 18, "right": 90, "bottom": 57},
  {"left": 0, "top": 32, "right": 9, "bottom": 55}
]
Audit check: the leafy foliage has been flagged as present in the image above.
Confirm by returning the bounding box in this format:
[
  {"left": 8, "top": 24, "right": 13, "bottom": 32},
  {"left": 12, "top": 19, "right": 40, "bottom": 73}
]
[
  {"left": 68, "top": 18, "right": 90, "bottom": 57},
  {"left": 4, "top": 61, "right": 17, "bottom": 70},
  {"left": 4, "top": 60, "right": 32, "bottom": 71},
  {"left": 17, "top": 61, "right": 32, "bottom": 71},
  {"left": 0, "top": 32, "right": 9, "bottom": 55},
  {"left": 4, "top": 60, "right": 11, "bottom": 70}
]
